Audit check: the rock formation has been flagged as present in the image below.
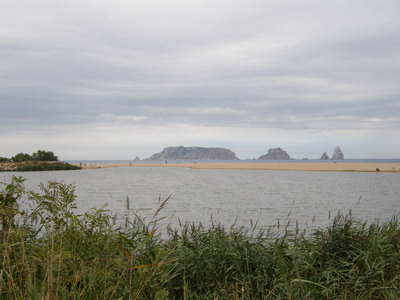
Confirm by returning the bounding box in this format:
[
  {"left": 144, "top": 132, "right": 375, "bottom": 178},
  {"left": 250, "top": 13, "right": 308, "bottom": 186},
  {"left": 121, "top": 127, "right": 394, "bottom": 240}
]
[
  {"left": 145, "top": 146, "right": 238, "bottom": 160},
  {"left": 0, "top": 163, "right": 17, "bottom": 171},
  {"left": 320, "top": 152, "right": 329, "bottom": 160},
  {"left": 332, "top": 146, "right": 344, "bottom": 160},
  {"left": 258, "top": 148, "right": 290, "bottom": 160}
]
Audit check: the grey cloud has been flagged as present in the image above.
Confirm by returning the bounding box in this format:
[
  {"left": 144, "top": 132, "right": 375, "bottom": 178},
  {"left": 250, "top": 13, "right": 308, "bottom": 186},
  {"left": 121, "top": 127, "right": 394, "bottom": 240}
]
[{"left": 1, "top": 0, "right": 399, "bottom": 158}]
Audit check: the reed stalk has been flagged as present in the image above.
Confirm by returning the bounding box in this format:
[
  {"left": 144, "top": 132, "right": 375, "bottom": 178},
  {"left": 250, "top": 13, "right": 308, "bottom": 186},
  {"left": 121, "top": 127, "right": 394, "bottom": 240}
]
[{"left": 1, "top": 176, "right": 399, "bottom": 299}]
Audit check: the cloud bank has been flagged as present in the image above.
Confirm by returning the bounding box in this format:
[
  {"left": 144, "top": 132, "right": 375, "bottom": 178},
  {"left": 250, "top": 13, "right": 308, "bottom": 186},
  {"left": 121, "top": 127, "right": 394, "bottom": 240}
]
[{"left": 1, "top": 0, "right": 399, "bottom": 159}]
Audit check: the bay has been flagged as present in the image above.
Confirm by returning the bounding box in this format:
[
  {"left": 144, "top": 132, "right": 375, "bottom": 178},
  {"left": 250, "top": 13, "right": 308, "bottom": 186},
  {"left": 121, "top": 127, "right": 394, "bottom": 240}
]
[{"left": 2, "top": 166, "right": 399, "bottom": 232}]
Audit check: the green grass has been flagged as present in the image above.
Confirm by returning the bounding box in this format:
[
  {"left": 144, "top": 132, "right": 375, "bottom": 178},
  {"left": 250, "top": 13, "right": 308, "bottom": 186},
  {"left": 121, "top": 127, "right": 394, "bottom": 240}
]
[{"left": 1, "top": 176, "right": 399, "bottom": 299}]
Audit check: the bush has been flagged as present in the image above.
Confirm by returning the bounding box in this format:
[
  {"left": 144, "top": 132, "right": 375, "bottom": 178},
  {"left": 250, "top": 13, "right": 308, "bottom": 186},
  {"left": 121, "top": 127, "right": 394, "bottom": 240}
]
[{"left": 15, "top": 162, "right": 81, "bottom": 171}]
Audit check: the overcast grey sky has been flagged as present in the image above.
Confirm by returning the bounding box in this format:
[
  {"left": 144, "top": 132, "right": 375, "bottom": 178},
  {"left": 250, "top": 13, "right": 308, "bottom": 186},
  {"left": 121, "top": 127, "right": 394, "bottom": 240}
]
[{"left": 1, "top": 0, "right": 399, "bottom": 160}]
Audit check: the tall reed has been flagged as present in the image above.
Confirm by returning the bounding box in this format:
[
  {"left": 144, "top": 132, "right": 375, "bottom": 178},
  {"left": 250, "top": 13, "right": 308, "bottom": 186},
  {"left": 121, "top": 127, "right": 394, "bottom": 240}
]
[{"left": 1, "top": 176, "right": 399, "bottom": 299}]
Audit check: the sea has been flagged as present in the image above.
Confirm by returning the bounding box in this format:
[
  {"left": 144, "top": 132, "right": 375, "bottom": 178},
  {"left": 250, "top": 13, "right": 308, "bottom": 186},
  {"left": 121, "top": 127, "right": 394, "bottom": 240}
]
[{"left": 2, "top": 159, "right": 399, "bottom": 233}]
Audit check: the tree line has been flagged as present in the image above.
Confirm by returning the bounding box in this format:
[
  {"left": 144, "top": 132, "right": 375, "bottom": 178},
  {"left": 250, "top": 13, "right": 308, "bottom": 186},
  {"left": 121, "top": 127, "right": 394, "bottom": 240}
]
[{"left": 0, "top": 150, "right": 58, "bottom": 163}]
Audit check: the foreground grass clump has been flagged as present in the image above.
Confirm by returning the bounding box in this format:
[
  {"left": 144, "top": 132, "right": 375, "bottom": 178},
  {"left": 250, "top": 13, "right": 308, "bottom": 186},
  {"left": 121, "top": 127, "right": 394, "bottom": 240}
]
[{"left": 1, "top": 177, "right": 399, "bottom": 299}]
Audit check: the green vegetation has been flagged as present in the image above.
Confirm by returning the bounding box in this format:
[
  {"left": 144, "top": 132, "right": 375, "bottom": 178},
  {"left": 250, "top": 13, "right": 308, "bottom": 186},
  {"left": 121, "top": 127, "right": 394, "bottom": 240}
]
[
  {"left": 31, "top": 149, "right": 58, "bottom": 161},
  {"left": 11, "top": 152, "right": 33, "bottom": 162},
  {"left": 0, "top": 150, "right": 80, "bottom": 171},
  {"left": 14, "top": 162, "right": 81, "bottom": 171},
  {"left": 4, "top": 150, "right": 58, "bottom": 163},
  {"left": 1, "top": 177, "right": 399, "bottom": 299}
]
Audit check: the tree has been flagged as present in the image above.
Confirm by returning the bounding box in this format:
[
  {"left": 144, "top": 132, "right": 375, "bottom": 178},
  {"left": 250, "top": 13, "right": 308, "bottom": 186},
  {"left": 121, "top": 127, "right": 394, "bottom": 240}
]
[
  {"left": 11, "top": 153, "right": 33, "bottom": 162},
  {"left": 32, "top": 150, "right": 58, "bottom": 161},
  {"left": 0, "top": 157, "right": 10, "bottom": 162}
]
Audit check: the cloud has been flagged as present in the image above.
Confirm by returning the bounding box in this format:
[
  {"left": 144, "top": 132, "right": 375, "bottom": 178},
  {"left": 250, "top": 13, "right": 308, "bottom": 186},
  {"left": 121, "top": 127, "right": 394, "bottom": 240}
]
[
  {"left": 98, "top": 113, "right": 146, "bottom": 123},
  {"left": 1, "top": 0, "right": 399, "bottom": 159}
]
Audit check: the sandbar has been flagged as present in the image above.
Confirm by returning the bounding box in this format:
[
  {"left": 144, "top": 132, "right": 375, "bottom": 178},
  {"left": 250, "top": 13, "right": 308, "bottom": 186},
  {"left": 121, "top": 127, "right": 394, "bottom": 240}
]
[{"left": 80, "top": 162, "right": 400, "bottom": 173}]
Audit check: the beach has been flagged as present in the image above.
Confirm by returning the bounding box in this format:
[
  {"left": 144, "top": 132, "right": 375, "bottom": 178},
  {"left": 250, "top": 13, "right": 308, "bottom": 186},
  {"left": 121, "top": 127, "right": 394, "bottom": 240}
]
[{"left": 80, "top": 162, "right": 400, "bottom": 172}]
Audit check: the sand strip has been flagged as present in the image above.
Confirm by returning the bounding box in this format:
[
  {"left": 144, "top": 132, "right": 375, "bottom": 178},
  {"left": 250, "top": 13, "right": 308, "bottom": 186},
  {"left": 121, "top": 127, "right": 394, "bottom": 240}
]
[{"left": 80, "top": 162, "right": 400, "bottom": 173}]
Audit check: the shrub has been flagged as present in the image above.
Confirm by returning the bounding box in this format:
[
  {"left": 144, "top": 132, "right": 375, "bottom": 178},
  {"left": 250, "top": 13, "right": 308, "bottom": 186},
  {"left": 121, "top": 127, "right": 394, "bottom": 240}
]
[{"left": 15, "top": 162, "right": 81, "bottom": 171}]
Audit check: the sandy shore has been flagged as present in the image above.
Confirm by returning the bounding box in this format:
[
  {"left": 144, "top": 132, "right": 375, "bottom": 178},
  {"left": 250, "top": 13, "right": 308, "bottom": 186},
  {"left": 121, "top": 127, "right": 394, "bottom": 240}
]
[{"left": 80, "top": 162, "right": 400, "bottom": 173}]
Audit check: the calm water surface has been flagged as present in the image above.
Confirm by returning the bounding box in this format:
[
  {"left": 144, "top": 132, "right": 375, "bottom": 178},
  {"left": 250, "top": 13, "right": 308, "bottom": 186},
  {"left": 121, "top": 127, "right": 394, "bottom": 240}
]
[{"left": 2, "top": 166, "right": 399, "bottom": 231}]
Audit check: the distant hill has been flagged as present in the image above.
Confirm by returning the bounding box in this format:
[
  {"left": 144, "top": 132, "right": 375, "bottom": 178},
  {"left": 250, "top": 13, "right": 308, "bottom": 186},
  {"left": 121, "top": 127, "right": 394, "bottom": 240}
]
[
  {"left": 145, "top": 146, "right": 238, "bottom": 160},
  {"left": 258, "top": 148, "right": 291, "bottom": 160}
]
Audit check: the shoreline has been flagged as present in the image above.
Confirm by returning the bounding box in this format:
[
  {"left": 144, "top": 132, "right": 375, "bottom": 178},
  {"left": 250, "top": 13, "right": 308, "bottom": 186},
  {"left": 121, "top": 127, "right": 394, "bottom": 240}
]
[{"left": 79, "top": 162, "right": 400, "bottom": 173}]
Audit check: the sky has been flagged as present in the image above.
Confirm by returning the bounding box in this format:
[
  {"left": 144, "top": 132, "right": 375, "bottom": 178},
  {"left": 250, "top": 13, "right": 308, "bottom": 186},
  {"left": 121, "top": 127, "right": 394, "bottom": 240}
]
[{"left": 1, "top": 0, "right": 399, "bottom": 160}]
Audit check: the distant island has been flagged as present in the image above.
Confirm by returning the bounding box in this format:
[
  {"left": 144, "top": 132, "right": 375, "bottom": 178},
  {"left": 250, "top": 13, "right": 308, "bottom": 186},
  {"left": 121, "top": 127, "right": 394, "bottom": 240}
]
[
  {"left": 320, "top": 146, "right": 344, "bottom": 160},
  {"left": 258, "top": 147, "right": 291, "bottom": 160},
  {"left": 145, "top": 146, "right": 238, "bottom": 160},
  {"left": 144, "top": 145, "right": 346, "bottom": 161},
  {"left": 0, "top": 150, "right": 81, "bottom": 171}
]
